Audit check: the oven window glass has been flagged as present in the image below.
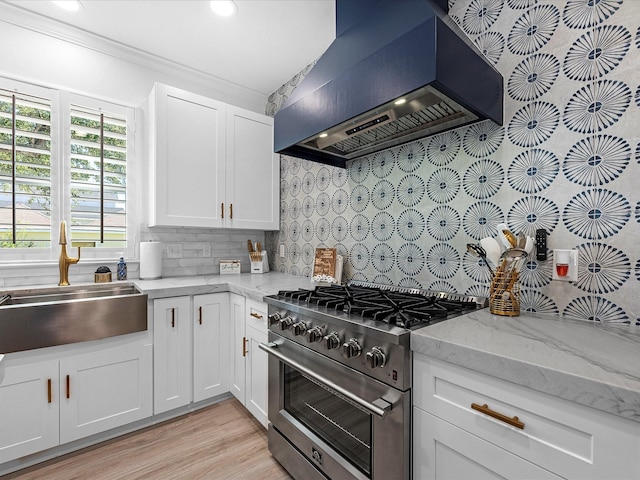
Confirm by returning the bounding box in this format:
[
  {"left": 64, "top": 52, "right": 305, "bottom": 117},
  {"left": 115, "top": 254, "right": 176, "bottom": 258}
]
[{"left": 284, "top": 365, "right": 371, "bottom": 476}]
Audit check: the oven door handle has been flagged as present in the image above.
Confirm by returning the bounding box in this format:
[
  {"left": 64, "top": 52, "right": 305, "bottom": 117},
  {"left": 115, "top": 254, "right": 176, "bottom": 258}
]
[{"left": 259, "top": 342, "right": 393, "bottom": 418}]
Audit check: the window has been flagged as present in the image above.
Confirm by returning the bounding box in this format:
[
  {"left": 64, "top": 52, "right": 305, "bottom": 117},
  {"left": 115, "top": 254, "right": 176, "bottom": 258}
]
[
  {"left": 0, "top": 77, "right": 137, "bottom": 262},
  {"left": 69, "top": 105, "right": 127, "bottom": 249},
  {"left": 0, "top": 88, "right": 52, "bottom": 249}
]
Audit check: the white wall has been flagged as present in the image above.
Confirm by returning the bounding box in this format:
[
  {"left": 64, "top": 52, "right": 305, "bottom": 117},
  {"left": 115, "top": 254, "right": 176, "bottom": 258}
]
[{"left": 0, "top": 5, "right": 266, "bottom": 111}]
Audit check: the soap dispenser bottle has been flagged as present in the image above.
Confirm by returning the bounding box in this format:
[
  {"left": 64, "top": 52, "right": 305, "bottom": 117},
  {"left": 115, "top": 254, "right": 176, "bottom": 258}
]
[{"left": 117, "top": 254, "right": 127, "bottom": 281}]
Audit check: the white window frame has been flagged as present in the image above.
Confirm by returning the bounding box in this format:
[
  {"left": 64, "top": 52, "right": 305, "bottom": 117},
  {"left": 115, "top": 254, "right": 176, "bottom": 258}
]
[
  {"left": 0, "top": 76, "right": 60, "bottom": 263},
  {"left": 61, "top": 91, "right": 137, "bottom": 261},
  {"left": 0, "top": 76, "right": 138, "bottom": 263}
]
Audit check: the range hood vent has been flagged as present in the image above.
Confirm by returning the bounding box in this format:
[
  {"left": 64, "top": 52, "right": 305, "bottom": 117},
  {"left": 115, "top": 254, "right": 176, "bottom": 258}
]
[{"left": 274, "top": 0, "right": 503, "bottom": 168}]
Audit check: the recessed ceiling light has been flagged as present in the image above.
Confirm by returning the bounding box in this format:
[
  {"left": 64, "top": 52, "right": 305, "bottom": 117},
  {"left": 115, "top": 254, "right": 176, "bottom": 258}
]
[
  {"left": 394, "top": 98, "right": 407, "bottom": 105},
  {"left": 52, "top": 0, "right": 83, "bottom": 12},
  {"left": 319, "top": 133, "right": 328, "bottom": 138},
  {"left": 210, "top": 1, "right": 237, "bottom": 17}
]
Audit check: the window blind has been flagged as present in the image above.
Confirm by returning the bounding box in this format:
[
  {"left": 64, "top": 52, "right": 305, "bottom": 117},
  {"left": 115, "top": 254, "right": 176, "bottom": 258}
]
[
  {"left": 0, "top": 90, "right": 52, "bottom": 248},
  {"left": 70, "top": 106, "right": 127, "bottom": 248}
]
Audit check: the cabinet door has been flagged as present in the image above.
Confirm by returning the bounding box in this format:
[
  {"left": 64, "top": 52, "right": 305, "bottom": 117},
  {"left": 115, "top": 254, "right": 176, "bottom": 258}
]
[
  {"left": 150, "top": 83, "right": 226, "bottom": 228},
  {"left": 153, "top": 296, "right": 192, "bottom": 414},
  {"left": 193, "top": 293, "right": 230, "bottom": 402},
  {"left": 0, "top": 361, "right": 59, "bottom": 464},
  {"left": 59, "top": 342, "right": 152, "bottom": 444},
  {"left": 244, "top": 298, "right": 268, "bottom": 426},
  {"left": 245, "top": 324, "right": 268, "bottom": 428},
  {"left": 229, "top": 293, "right": 246, "bottom": 404},
  {"left": 225, "top": 106, "right": 279, "bottom": 230},
  {"left": 413, "top": 406, "right": 561, "bottom": 480}
]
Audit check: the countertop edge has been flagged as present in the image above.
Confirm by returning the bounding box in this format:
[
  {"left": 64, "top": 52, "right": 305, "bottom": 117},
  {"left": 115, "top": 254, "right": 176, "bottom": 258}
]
[
  {"left": 411, "top": 311, "right": 640, "bottom": 423},
  {"left": 132, "top": 272, "right": 313, "bottom": 302}
]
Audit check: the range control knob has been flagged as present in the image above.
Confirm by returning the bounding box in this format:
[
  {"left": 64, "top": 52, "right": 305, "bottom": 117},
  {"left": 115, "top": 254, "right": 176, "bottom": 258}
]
[
  {"left": 278, "top": 316, "right": 294, "bottom": 331},
  {"left": 306, "top": 326, "right": 325, "bottom": 343},
  {"left": 323, "top": 332, "right": 341, "bottom": 350},
  {"left": 366, "top": 346, "right": 387, "bottom": 368},
  {"left": 342, "top": 338, "right": 362, "bottom": 359},
  {"left": 267, "top": 312, "right": 282, "bottom": 327},
  {"left": 292, "top": 322, "right": 308, "bottom": 336}
]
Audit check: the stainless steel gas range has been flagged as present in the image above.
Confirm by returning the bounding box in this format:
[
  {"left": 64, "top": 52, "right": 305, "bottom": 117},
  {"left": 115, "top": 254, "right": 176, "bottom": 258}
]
[{"left": 260, "top": 282, "right": 485, "bottom": 480}]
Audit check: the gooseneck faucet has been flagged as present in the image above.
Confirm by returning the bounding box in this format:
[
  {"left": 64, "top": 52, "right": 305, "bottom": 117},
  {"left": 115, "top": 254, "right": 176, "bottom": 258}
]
[{"left": 58, "top": 220, "right": 80, "bottom": 286}]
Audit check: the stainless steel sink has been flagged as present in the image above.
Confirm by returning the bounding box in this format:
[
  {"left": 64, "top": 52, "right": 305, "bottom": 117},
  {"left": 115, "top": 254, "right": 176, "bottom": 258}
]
[
  {"left": 1, "top": 284, "right": 139, "bottom": 305},
  {"left": 0, "top": 284, "right": 148, "bottom": 353}
]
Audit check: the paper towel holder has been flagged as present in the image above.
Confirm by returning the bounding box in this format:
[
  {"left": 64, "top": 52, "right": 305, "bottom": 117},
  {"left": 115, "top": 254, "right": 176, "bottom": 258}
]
[{"left": 139, "top": 241, "right": 163, "bottom": 280}]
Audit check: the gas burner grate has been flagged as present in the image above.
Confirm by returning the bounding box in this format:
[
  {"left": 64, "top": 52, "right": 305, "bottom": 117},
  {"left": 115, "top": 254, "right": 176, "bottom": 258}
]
[
  {"left": 347, "top": 281, "right": 488, "bottom": 308},
  {"left": 275, "top": 282, "right": 485, "bottom": 329}
]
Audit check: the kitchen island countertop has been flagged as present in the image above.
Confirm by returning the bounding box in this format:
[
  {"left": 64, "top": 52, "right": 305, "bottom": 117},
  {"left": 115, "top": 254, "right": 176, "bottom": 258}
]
[
  {"left": 412, "top": 309, "right": 640, "bottom": 423},
  {"left": 133, "top": 272, "right": 313, "bottom": 302}
]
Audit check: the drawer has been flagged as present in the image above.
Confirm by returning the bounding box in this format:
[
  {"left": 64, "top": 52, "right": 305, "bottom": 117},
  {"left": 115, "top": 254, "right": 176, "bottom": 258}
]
[
  {"left": 413, "top": 354, "right": 640, "bottom": 480},
  {"left": 245, "top": 298, "right": 267, "bottom": 332},
  {"left": 413, "top": 406, "right": 562, "bottom": 480}
]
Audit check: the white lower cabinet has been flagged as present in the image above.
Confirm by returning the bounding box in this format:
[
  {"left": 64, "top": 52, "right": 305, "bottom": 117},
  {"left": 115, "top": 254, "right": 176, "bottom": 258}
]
[
  {"left": 1, "top": 289, "right": 269, "bottom": 470},
  {"left": 413, "top": 406, "right": 561, "bottom": 479},
  {"left": 153, "top": 293, "right": 230, "bottom": 414},
  {"left": 0, "top": 361, "right": 59, "bottom": 464},
  {"left": 193, "top": 293, "right": 230, "bottom": 402},
  {"left": 413, "top": 353, "right": 640, "bottom": 480},
  {"left": 230, "top": 293, "right": 246, "bottom": 403},
  {"left": 59, "top": 343, "right": 152, "bottom": 444},
  {"left": 244, "top": 302, "right": 268, "bottom": 425},
  {"left": 0, "top": 340, "right": 152, "bottom": 465},
  {"left": 153, "top": 296, "right": 191, "bottom": 414},
  {"left": 230, "top": 295, "right": 268, "bottom": 427}
]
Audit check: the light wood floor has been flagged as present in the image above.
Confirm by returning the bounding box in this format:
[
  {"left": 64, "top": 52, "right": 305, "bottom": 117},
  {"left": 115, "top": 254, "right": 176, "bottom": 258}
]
[{"left": 4, "top": 398, "right": 292, "bottom": 480}]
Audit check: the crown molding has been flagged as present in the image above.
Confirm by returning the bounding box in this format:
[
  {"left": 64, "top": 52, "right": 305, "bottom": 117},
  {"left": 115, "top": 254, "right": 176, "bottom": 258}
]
[{"left": 0, "top": 2, "right": 267, "bottom": 110}]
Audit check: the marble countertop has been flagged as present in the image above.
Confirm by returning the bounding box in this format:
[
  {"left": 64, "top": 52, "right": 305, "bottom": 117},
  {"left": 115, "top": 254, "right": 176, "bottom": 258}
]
[
  {"left": 412, "top": 309, "right": 640, "bottom": 423},
  {"left": 132, "top": 272, "right": 313, "bottom": 303}
]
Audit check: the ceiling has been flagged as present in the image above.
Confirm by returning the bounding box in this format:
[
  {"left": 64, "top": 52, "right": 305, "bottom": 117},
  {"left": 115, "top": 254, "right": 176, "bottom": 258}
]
[{"left": 3, "top": 0, "right": 336, "bottom": 97}]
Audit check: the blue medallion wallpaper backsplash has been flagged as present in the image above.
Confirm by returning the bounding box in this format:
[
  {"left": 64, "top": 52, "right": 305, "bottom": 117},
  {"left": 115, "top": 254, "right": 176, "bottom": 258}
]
[{"left": 265, "top": 0, "right": 640, "bottom": 326}]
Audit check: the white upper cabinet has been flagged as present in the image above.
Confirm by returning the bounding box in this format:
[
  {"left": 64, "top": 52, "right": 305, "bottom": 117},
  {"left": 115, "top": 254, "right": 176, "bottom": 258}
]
[
  {"left": 149, "top": 84, "right": 226, "bottom": 228},
  {"left": 225, "top": 106, "right": 279, "bottom": 230},
  {"left": 148, "top": 83, "right": 279, "bottom": 230}
]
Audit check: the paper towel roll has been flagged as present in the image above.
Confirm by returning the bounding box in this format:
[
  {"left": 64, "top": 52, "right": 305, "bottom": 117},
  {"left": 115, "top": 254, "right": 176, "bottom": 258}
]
[{"left": 140, "top": 241, "right": 162, "bottom": 280}]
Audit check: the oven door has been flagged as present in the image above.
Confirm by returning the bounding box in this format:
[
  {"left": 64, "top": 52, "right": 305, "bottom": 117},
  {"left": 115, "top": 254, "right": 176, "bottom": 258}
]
[{"left": 260, "top": 333, "right": 410, "bottom": 480}]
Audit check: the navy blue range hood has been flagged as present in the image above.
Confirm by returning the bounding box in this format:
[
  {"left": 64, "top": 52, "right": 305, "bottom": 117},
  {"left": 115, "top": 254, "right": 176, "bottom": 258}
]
[{"left": 274, "top": 0, "right": 503, "bottom": 168}]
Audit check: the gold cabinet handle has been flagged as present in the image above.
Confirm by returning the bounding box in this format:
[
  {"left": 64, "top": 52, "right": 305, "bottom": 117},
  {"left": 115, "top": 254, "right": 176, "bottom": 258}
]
[
  {"left": 250, "top": 312, "right": 263, "bottom": 319},
  {"left": 471, "top": 403, "right": 524, "bottom": 430},
  {"left": 229, "top": 203, "right": 233, "bottom": 219},
  {"left": 198, "top": 306, "right": 202, "bottom": 325},
  {"left": 47, "top": 378, "right": 52, "bottom": 404},
  {"left": 171, "top": 308, "right": 175, "bottom": 328},
  {"left": 221, "top": 202, "right": 224, "bottom": 219},
  {"left": 242, "top": 336, "right": 247, "bottom": 357},
  {"left": 66, "top": 374, "right": 70, "bottom": 399}
]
